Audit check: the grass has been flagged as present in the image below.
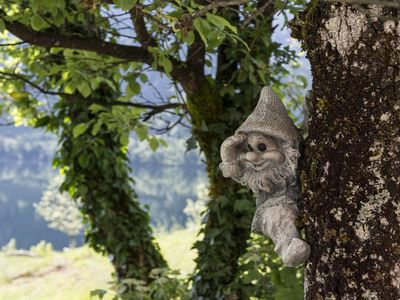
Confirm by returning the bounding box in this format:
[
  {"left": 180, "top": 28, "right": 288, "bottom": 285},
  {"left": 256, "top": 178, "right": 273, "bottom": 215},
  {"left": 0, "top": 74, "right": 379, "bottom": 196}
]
[
  {"left": 0, "top": 227, "right": 198, "bottom": 300},
  {"left": 0, "top": 246, "right": 113, "bottom": 300},
  {"left": 155, "top": 227, "right": 199, "bottom": 275}
]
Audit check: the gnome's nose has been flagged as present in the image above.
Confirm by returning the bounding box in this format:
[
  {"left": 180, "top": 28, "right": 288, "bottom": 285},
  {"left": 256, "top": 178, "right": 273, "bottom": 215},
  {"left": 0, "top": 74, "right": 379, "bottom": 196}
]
[{"left": 245, "top": 151, "right": 258, "bottom": 162}]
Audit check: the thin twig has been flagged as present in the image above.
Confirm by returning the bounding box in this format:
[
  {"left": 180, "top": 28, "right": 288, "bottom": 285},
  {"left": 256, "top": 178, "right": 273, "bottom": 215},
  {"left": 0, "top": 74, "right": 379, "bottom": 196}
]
[
  {"left": 0, "top": 71, "right": 67, "bottom": 96},
  {"left": 191, "top": 0, "right": 249, "bottom": 18},
  {"left": 0, "top": 41, "right": 26, "bottom": 47},
  {"left": 240, "top": 0, "right": 274, "bottom": 28}
]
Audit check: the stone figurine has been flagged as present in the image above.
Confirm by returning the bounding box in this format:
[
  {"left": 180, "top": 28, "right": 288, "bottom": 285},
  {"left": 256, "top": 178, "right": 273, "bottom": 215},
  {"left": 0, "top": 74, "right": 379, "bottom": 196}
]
[{"left": 219, "top": 86, "right": 310, "bottom": 267}]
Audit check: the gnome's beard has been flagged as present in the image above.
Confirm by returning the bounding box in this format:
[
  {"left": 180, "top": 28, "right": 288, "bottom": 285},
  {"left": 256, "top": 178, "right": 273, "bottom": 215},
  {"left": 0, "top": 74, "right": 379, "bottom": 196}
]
[{"left": 236, "top": 143, "right": 299, "bottom": 195}]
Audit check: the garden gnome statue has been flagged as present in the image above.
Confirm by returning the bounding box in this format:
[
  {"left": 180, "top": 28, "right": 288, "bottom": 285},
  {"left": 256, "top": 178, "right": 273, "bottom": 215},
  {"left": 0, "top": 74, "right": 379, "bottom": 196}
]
[{"left": 219, "top": 86, "right": 310, "bottom": 267}]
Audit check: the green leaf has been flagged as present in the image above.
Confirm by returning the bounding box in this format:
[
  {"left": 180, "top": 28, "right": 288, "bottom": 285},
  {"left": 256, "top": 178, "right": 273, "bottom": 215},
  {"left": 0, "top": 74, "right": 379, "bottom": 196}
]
[
  {"left": 148, "top": 137, "right": 159, "bottom": 151},
  {"left": 0, "top": 19, "right": 5, "bottom": 33},
  {"left": 77, "top": 81, "right": 91, "bottom": 98},
  {"left": 89, "top": 104, "right": 106, "bottom": 113},
  {"left": 159, "top": 56, "right": 172, "bottom": 74},
  {"left": 159, "top": 138, "right": 168, "bottom": 148},
  {"left": 193, "top": 18, "right": 210, "bottom": 46},
  {"left": 135, "top": 126, "right": 148, "bottom": 141},
  {"left": 64, "top": 82, "right": 76, "bottom": 94},
  {"left": 206, "top": 13, "right": 237, "bottom": 33},
  {"left": 90, "top": 289, "right": 107, "bottom": 299},
  {"left": 114, "top": 0, "right": 138, "bottom": 10},
  {"left": 91, "top": 121, "right": 102, "bottom": 136},
  {"left": 208, "top": 31, "right": 225, "bottom": 49},
  {"left": 78, "top": 154, "right": 89, "bottom": 168},
  {"left": 237, "top": 71, "right": 247, "bottom": 83},
  {"left": 182, "top": 31, "right": 195, "bottom": 46},
  {"left": 185, "top": 135, "right": 197, "bottom": 151},
  {"left": 242, "top": 269, "right": 260, "bottom": 284},
  {"left": 139, "top": 73, "right": 148, "bottom": 83},
  {"left": 126, "top": 78, "right": 140, "bottom": 97},
  {"left": 31, "top": 14, "right": 47, "bottom": 31},
  {"left": 120, "top": 134, "right": 129, "bottom": 146},
  {"left": 73, "top": 123, "right": 88, "bottom": 138},
  {"left": 234, "top": 199, "right": 252, "bottom": 212},
  {"left": 78, "top": 185, "right": 88, "bottom": 197}
]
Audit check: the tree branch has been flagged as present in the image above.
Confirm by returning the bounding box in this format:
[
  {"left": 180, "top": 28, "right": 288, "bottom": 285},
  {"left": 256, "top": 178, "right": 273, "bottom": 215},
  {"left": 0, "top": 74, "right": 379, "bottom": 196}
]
[
  {"left": 241, "top": 0, "right": 274, "bottom": 29},
  {"left": 106, "top": 101, "right": 186, "bottom": 122},
  {"left": 111, "top": 101, "right": 184, "bottom": 111},
  {"left": 129, "top": 5, "right": 157, "bottom": 48},
  {"left": 1, "top": 12, "right": 195, "bottom": 91},
  {"left": 191, "top": 0, "right": 249, "bottom": 18},
  {"left": 1, "top": 15, "right": 153, "bottom": 64}
]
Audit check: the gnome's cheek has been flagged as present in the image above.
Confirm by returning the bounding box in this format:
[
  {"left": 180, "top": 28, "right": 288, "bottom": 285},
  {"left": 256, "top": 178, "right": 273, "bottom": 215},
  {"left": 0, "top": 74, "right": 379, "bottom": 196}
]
[{"left": 261, "top": 150, "right": 285, "bottom": 164}]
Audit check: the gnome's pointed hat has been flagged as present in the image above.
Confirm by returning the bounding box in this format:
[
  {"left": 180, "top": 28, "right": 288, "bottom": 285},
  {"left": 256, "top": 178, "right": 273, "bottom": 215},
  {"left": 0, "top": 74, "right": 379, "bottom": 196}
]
[{"left": 236, "top": 87, "right": 299, "bottom": 145}]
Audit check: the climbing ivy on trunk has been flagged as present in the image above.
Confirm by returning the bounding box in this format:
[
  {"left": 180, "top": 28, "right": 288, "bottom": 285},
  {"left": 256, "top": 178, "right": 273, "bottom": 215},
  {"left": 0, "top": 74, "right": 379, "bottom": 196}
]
[{"left": 55, "top": 84, "right": 167, "bottom": 282}]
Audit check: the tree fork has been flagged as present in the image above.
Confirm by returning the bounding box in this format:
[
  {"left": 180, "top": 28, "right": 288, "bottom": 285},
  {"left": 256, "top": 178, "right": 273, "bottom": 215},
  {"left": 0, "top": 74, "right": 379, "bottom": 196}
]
[{"left": 292, "top": 2, "right": 400, "bottom": 299}]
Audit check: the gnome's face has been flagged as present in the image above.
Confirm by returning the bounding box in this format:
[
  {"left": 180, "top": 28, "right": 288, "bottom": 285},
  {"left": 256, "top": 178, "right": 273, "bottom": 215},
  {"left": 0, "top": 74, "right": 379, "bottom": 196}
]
[
  {"left": 241, "top": 133, "right": 285, "bottom": 171},
  {"left": 236, "top": 132, "right": 293, "bottom": 194}
]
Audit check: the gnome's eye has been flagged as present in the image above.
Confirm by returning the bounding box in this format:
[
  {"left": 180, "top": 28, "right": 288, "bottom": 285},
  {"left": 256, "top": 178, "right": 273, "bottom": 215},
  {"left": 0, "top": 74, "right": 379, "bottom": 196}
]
[
  {"left": 247, "top": 144, "right": 254, "bottom": 152},
  {"left": 257, "top": 143, "right": 267, "bottom": 152}
]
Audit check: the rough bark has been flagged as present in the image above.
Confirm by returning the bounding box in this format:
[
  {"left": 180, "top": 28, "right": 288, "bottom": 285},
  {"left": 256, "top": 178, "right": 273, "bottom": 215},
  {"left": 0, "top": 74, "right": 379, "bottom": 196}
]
[{"left": 292, "top": 2, "right": 400, "bottom": 299}]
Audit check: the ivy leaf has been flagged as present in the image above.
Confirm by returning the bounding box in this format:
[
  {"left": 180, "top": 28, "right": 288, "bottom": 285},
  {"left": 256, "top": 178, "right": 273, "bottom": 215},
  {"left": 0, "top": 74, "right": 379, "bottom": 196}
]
[
  {"left": 78, "top": 154, "right": 89, "bottom": 168},
  {"left": 185, "top": 135, "right": 197, "bottom": 151},
  {"left": 73, "top": 123, "right": 88, "bottom": 138},
  {"left": 234, "top": 199, "right": 252, "bottom": 212},
  {"left": 31, "top": 14, "right": 47, "bottom": 31}
]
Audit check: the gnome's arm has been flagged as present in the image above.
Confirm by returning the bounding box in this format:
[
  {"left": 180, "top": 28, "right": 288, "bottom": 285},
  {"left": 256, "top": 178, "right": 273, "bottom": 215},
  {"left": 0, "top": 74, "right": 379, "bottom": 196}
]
[{"left": 219, "top": 134, "right": 247, "bottom": 178}]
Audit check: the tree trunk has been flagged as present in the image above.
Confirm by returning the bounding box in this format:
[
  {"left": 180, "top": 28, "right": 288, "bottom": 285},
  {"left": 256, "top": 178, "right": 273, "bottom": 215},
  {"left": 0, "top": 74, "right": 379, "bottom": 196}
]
[
  {"left": 189, "top": 5, "right": 276, "bottom": 297},
  {"left": 292, "top": 2, "right": 400, "bottom": 299},
  {"left": 58, "top": 84, "right": 167, "bottom": 283},
  {"left": 189, "top": 80, "right": 256, "bottom": 299}
]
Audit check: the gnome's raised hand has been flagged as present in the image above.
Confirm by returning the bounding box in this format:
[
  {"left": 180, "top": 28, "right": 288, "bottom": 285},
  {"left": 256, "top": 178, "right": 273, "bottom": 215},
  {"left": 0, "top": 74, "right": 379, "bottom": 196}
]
[
  {"left": 219, "top": 133, "right": 247, "bottom": 178},
  {"left": 219, "top": 86, "right": 310, "bottom": 267}
]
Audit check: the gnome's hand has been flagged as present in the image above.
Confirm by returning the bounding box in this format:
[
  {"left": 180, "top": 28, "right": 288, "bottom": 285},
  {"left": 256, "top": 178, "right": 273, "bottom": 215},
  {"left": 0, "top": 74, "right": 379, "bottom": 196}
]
[
  {"left": 220, "top": 134, "right": 247, "bottom": 162},
  {"left": 219, "top": 161, "right": 244, "bottom": 178},
  {"left": 220, "top": 134, "right": 247, "bottom": 178}
]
